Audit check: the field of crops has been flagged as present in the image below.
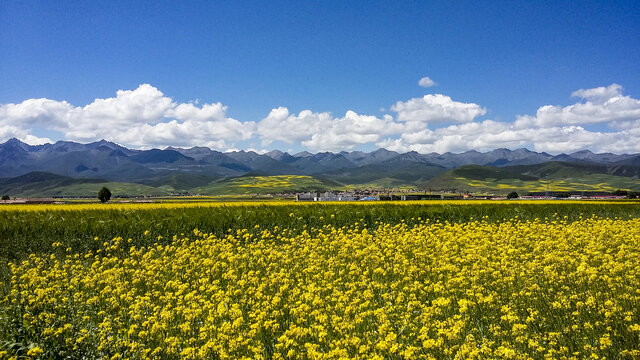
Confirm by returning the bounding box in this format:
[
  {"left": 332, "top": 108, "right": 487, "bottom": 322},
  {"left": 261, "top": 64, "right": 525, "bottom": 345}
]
[{"left": 1, "top": 201, "right": 639, "bottom": 359}]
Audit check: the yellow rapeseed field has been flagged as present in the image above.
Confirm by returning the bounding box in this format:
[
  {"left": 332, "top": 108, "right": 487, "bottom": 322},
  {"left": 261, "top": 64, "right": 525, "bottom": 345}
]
[{"left": 2, "top": 216, "right": 639, "bottom": 359}]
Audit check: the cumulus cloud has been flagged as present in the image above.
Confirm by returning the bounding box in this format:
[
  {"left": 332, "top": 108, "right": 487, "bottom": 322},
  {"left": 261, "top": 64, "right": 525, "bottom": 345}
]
[
  {"left": 257, "top": 108, "right": 403, "bottom": 152},
  {"left": 572, "top": 83, "right": 623, "bottom": 104},
  {"left": 0, "top": 121, "right": 54, "bottom": 146},
  {"left": 514, "top": 83, "right": 640, "bottom": 129},
  {"left": 0, "top": 98, "right": 72, "bottom": 130},
  {"left": 260, "top": 93, "right": 486, "bottom": 152},
  {"left": 390, "top": 94, "right": 487, "bottom": 125},
  {"left": 257, "top": 107, "right": 333, "bottom": 146},
  {"left": 0, "top": 84, "right": 253, "bottom": 150},
  {"left": 379, "top": 84, "right": 640, "bottom": 154},
  {"left": 377, "top": 120, "right": 522, "bottom": 154},
  {"left": 2, "top": 83, "right": 640, "bottom": 154},
  {"left": 418, "top": 76, "right": 436, "bottom": 88},
  {"left": 377, "top": 121, "right": 605, "bottom": 154},
  {"left": 302, "top": 111, "right": 403, "bottom": 152}
]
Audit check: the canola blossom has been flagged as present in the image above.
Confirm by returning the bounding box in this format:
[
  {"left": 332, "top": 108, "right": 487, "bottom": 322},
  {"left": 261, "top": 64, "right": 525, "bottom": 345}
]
[{"left": 2, "top": 217, "right": 639, "bottom": 359}]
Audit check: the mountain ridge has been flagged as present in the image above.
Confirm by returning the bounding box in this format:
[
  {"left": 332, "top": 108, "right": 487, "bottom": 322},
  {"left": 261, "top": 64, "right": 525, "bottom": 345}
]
[{"left": 1, "top": 138, "right": 639, "bottom": 195}]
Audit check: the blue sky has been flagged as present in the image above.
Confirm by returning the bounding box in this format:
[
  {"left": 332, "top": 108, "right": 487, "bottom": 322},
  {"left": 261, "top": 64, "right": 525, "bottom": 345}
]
[{"left": 1, "top": 1, "right": 639, "bottom": 154}]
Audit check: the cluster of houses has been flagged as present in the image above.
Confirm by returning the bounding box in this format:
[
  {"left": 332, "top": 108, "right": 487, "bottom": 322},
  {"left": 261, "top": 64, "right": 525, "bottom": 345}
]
[
  {"left": 296, "top": 192, "right": 457, "bottom": 202},
  {"left": 0, "top": 192, "right": 630, "bottom": 205},
  {"left": 295, "top": 191, "right": 630, "bottom": 202}
]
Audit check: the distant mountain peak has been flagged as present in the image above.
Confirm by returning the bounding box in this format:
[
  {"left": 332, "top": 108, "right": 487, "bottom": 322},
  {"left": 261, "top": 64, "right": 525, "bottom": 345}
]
[
  {"left": 294, "top": 151, "right": 313, "bottom": 158},
  {"left": 1, "top": 138, "right": 32, "bottom": 153},
  {"left": 4, "top": 137, "right": 25, "bottom": 145},
  {"left": 265, "top": 150, "right": 285, "bottom": 160},
  {"left": 571, "top": 149, "right": 594, "bottom": 155},
  {"left": 189, "top": 146, "right": 213, "bottom": 151},
  {"left": 372, "top": 148, "right": 392, "bottom": 154}
]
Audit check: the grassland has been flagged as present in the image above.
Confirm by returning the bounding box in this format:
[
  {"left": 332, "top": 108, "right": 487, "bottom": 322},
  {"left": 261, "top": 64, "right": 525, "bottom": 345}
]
[
  {"left": 0, "top": 173, "right": 340, "bottom": 198},
  {"left": 5, "top": 166, "right": 640, "bottom": 198},
  {"left": 423, "top": 163, "right": 640, "bottom": 194},
  {"left": 426, "top": 173, "right": 640, "bottom": 193},
  {"left": 0, "top": 174, "right": 170, "bottom": 198},
  {"left": 190, "top": 175, "right": 339, "bottom": 195}
]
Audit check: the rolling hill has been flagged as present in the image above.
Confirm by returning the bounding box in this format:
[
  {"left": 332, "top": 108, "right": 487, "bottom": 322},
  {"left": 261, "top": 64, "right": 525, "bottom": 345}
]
[
  {"left": 0, "top": 172, "right": 169, "bottom": 198},
  {"left": 424, "top": 162, "right": 640, "bottom": 193},
  {"left": 192, "top": 175, "right": 340, "bottom": 195}
]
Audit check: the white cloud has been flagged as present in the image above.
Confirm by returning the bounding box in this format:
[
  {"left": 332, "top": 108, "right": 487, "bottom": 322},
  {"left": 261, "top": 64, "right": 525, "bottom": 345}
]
[
  {"left": 256, "top": 107, "right": 333, "bottom": 146},
  {"left": 526, "top": 126, "right": 610, "bottom": 154},
  {"left": 172, "top": 102, "right": 228, "bottom": 122},
  {"left": 418, "top": 76, "right": 436, "bottom": 88},
  {"left": 302, "top": 111, "right": 402, "bottom": 152},
  {"left": 0, "top": 84, "right": 254, "bottom": 150},
  {"left": 21, "top": 134, "right": 54, "bottom": 145},
  {"left": 379, "top": 84, "right": 640, "bottom": 154},
  {"left": 257, "top": 108, "right": 403, "bottom": 152},
  {"left": 0, "top": 123, "right": 54, "bottom": 146},
  {"left": 390, "top": 94, "right": 487, "bottom": 125},
  {"left": 378, "top": 120, "right": 526, "bottom": 154},
  {"left": 380, "top": 119, "right": 621, "bottom": 155},
  {"left": 514, "top": 84, "right": 640, "bottom": 129},
  {"left": 572, "top": 83, "right": 622, "bottom": 104},
  {"left": 2, "top": 83, "right": 640, "bottom": 155},
  {"left": 0, "top": 98, "right": 72, "bottom": 129}
]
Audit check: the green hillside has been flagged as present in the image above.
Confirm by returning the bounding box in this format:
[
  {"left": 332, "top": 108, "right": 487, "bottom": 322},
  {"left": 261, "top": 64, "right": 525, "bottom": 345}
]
[
  {"left": 193, "top": 175, "right": 339, "bottom": 195},
  {"left": 139, "top": 173, "right": 219, "bottom": 190},
  {"left": 0, "top": 172, "right": 170, "bottom": 198},
  {"left": 424, "top": 164, "right": 640, "bottom": 194},
  {"left": 45, "top": 182, "right": 170, "bottom": 197},
  {"left": 5, "top": 163, "right": 640, "bottom": 198},
  {"left": 448, "top": 164, "right": 537, "bottom": 181},
  {"left": 0, "top": 172, "right": 341, "bottom": 197},
  {"left": 509, "top": 161, "right": 609, "bottom": 179},
  {"left": 322, "top": 161, "right": 446, "bottom": 186}
]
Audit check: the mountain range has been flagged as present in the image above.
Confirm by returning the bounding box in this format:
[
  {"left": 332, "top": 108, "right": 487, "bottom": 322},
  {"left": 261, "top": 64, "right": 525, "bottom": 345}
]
[{"left": 1, "top": 138, "right": 640, "bottom": 196}]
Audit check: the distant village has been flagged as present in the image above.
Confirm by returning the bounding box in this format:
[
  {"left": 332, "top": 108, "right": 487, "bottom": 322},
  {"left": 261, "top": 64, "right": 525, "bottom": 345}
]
[
  {"left": 295, "top": 191, "right": 630, "bottom": 202},
  {"left": 0, "top": 190, "right": 634, "bottom": 205}
]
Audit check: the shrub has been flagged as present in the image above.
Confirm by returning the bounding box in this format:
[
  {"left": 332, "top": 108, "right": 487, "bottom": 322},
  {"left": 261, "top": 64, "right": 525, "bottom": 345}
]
[
  {"left": 98, "top": 187, "right": 112, "bottom": 203},
  {"left": 506, "top": 191, "right": 519, "bottom": 199}
]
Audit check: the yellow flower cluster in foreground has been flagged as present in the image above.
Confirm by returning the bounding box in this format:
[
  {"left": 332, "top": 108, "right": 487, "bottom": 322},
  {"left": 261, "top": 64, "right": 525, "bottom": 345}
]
[{"left": 2, "top": 217, "right": 640, "bottom": 359}]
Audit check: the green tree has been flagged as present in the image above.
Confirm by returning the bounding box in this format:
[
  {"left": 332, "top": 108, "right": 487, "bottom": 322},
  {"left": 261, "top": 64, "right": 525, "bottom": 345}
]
[
  {"left": 1, "top": 195, "right": 9, "bottom": 200},
  {"left": 98, "top": 187, "right": 112, "bottom": 203},
  {"left": 506, "top": 191, "right": 519, "bottom": 199}
]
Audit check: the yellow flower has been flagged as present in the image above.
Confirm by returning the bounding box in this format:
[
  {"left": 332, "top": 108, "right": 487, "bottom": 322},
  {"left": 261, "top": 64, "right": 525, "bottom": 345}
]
[{"left": 26, "top": 347, "right": 44, "bottom": 357}]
